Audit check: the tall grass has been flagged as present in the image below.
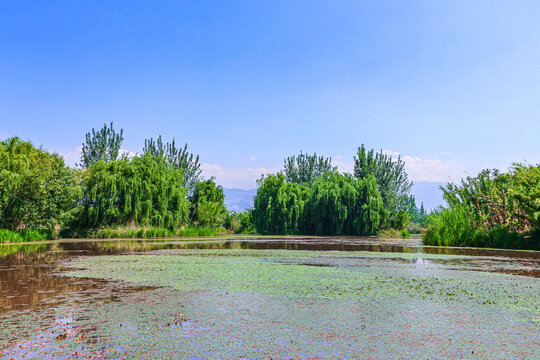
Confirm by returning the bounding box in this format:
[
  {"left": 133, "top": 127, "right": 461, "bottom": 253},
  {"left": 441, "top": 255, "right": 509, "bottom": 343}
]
[
  {"left": 60, "top": 226, "right": 229, "bottom": 239},
  {"left": 0, "top": 229, "right": 54, "bottom": 243},
  {"left": 176, "top": 226, "right": 228, "bottom": 237},
  {"left": 423, "top": 207, "right": 539, "bottom": 250},
  {"left": 378, "top": 228, "right": 410, "bottom": 239}
]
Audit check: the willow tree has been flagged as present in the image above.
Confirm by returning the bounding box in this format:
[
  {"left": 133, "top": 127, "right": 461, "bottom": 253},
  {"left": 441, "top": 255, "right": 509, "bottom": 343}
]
[
  {"left": 0, "top": 137, "right": 80, "bottom": 231},
  {"left": 283, "top": 151, "right": 336, "bottom": 185},
  {"left": 80, "top": 122, "right": 124, "bottom": 168},
  {"left": 354, "top": 144, "right": 412, "bottom": 229},
  {"left": 252, "top": 174, "right": 309, "bottom": 234},
  {"left": 303, "top": 172, "right": 383, "bottom": 235},
  {"left": 79, "top": 154, "right": 189, "bottom": 229},
  {"left": 189, "top": 179, "right": 227, "bottom": 227},
  {"left": 143, "top": 136, "right": 202, "bottom": 195}
]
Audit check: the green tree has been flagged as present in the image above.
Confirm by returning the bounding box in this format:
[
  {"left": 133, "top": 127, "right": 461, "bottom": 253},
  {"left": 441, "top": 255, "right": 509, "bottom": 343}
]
[
  {"left": 143, "top": 136, "right": 202, "bottom": 195},
  {"left": 0, "top": 137, "right": 81, "bottom": 231},
  {"left": 78, "top": 154, "right": 189, "bottom": 229},
  {"left": 226, "top": 210, "right": 255, "bottom": 234},
  {"left": 353, "top": 144, "right": 413, "bottom": 229},
  {"left": 509, "top": 163, "right": 540, "bottom": 229},
  {"left": 189, "top": 179, "right": 227, "bottom": 228},
  {"left": 425, "top": 166, "right": 539, "bottom": 250},
  {"left": 303, "top": 172, "right": 383, "bottom": 235},
  {"left": 441, "top": 169, "right": 523, "bottom": 230},
  {"left": 253, "top": 172, "right": 384, "bottom": 235},
  {"left": 253, "top": 174, "right": 309, "bottom": 234},
  {"left": 283, "top": 151, "right": 336, "bottom": 185},
  {"left": 403, "top": 195, "right": 418, "bottom": 221},
  {"left": 403, "top": 195, "right": 426, "bottom": 224},
  {"left": 81, "top": 122, "right": 124, "bottom": 168}
]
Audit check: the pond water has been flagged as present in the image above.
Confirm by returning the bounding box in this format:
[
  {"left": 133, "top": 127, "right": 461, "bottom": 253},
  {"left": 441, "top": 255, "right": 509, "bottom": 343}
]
[{"left": 0, "top": 237, "right": 539, "bottom": 359}]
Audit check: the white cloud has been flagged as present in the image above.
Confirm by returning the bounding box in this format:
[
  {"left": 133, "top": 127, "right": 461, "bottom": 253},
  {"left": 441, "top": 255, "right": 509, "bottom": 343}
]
[
  {"left": 332, "top": 155, "right": 354, "bottom": 173},
  {"left": 201, "top": 163, "right": 278, "bottom": 189},
  {"left": 381, "top": 149, "right": 465, "bottom": 182},
  {"left": 249, "top": 156, "right": 257, "bottom": 161},
  {"left": 60, "top": 145, "right": 83, "bottom": 167},
  {"left": 402, "top": 155, "right": 465, "bottom": 182}
]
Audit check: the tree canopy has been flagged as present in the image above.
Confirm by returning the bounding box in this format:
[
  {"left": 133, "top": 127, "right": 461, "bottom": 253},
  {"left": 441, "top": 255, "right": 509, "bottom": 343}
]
[
  {"left": 282, "top": 151, "right": 336, "bottom": 185},
  {"left": 189, "top": 179, "right": 227, "bottom": 228},
  {"left": 81, "top": 122, "right": 124, "bottom": 168},
  {"left": 0, "top": 137, "right": 80, "bottom": 230},
  {"left": 253, "top": 174, "right": 309, "bottom": 235},
  {"left": 354, "top": 144, "right": 413, "bottom": 229},
  {"left": 78, "top": 154, "right": 189, "bottom": 230},
  {"left": 143, "top": 136, "right": 202, "bottom": 195},
  {"left": 303, "top": 172, "right": 383, "bottom": 235},
  {"left": 252, "top": 172, "right": 383, "bottom": 235},
  {"left": 509, "top": 163, "right": 540, "bottom": 229}
]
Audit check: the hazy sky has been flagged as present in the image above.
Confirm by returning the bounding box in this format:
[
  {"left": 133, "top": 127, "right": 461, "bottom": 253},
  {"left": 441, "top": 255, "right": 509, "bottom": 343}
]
[{"left": 2, "top": 1, "right": 539, "bottom": 188}]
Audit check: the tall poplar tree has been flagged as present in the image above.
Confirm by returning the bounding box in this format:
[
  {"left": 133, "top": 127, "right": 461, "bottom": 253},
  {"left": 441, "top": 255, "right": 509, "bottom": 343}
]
[
  {"left": 143, "top": 135, "right": 202, "bottom": 195},
  {"left": 354, "top": 144, "right": 413, "bottom": 229},
  {"left": 80, "top": 122, "right": 124, "bottom": 168},
  {"left": 283, "top": 151, "right": 336, "bottom": 185}
]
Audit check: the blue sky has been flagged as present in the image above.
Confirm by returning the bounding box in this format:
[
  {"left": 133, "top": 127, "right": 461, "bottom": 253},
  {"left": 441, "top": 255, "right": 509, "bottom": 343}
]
[{"left": 1, "top": 1, "right": 539, "bottom": 188}]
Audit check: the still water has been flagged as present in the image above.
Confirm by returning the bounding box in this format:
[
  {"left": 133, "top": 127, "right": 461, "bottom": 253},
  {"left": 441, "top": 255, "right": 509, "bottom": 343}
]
[{"left": 1, "top": 237, "right": 539, "bottom": 359}]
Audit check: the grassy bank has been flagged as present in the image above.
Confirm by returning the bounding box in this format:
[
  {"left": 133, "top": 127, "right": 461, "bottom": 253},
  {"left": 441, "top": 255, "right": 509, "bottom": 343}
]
[
  {"left": 0, "top": 226, "right": 230, "bottom": 243},
  {"left": 0, "top": 229, "right": 55, "bottom": 244},
  {"left": 61, "top": 226, "right": 230, "bottom": 239},
  {"left": 378, "top": 229, "right": 410, "bottom": 239}
]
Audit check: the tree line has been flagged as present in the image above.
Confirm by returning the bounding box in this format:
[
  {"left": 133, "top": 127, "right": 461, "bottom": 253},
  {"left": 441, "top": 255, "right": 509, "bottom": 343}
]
[
  {"left": 2, "top": 122, "right": 537, "bottom": 249},
  {"left": 0, "top": 123, "right": 229, "bottom": 240},
  {"left": 252, "top": 146, "right": 419, "bottom": 235},
  {"left": 0, "top": 123, "right": 424, "bottom": 240}
]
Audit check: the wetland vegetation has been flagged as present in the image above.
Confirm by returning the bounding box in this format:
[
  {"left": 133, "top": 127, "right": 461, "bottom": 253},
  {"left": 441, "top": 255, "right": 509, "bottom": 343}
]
[{"left": 1, "top": 122, "right": 538, "bottom": 250}]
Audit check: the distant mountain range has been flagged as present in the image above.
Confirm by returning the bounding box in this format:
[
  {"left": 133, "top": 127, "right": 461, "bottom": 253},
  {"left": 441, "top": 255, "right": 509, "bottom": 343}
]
[
  {"left": 223, "top": 181, "right": 446, "bottom": 213},
  {"left": 223, "top": 188, "right": 257, "bottom": 212}
]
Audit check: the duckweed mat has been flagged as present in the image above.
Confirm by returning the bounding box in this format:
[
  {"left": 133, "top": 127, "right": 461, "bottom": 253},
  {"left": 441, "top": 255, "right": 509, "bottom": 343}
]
[{"left": 1, "top": 248, "right": 539, "bottom": 359}]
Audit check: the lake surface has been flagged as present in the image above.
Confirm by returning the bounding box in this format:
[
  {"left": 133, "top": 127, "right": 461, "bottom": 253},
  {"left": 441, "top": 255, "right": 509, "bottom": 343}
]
[{"left": 1, "top": 236, "right": 539, "bottom": 359}]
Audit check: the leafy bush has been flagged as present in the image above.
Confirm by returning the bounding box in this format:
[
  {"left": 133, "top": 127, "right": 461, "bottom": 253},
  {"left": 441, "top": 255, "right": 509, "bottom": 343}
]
[
  {"left": 176, "top": 226, "right": 228, "bottom": 237},
  {"left": 400, "top": 230, "right": 410, "bottom": 238},
  {"left": 227, "top": 210, "right": 256, "bottom": 234},
  {"left": 378, "top": 228, "right": 410, "bottom": 238}
]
